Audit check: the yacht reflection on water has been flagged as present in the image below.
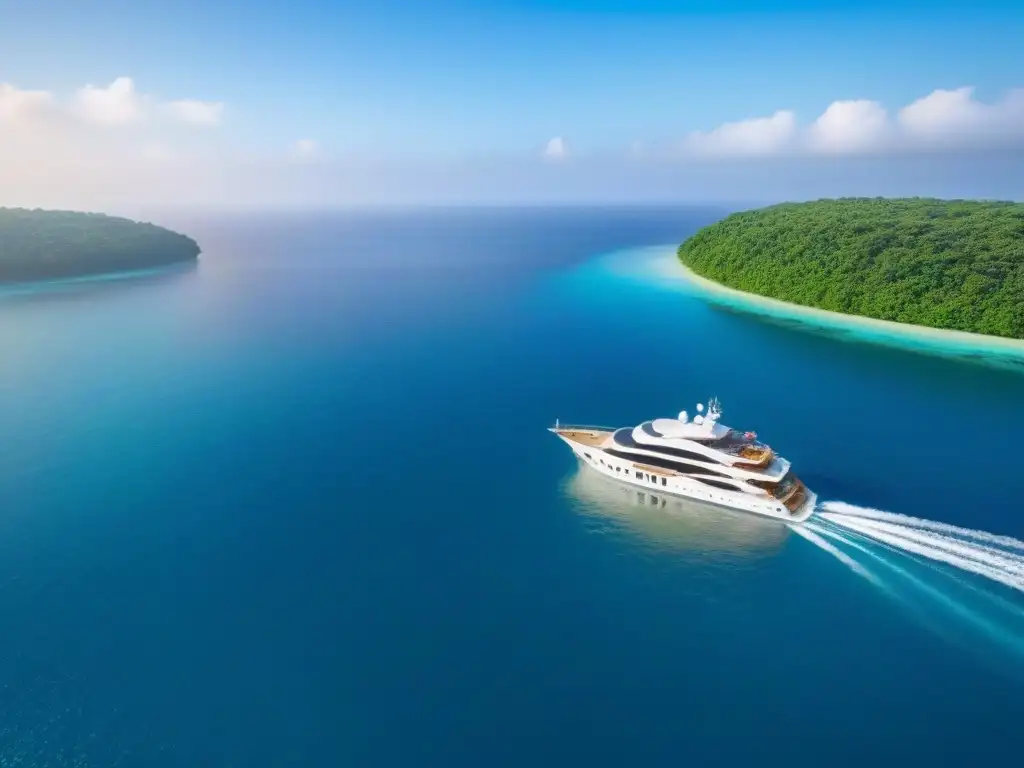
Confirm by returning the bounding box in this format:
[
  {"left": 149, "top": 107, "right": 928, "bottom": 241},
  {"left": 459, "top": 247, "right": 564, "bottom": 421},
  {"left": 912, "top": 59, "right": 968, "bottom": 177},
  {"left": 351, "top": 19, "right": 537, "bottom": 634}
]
[{"left": 563, "top": 464, "right": 789, "bottom": 558}]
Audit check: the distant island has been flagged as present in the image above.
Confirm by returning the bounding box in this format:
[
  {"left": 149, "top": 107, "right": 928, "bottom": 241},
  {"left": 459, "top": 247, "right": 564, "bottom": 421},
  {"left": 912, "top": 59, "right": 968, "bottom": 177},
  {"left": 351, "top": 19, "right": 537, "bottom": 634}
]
[
  {"left": 0, "top": 208, "right": 200, "bottom": 284},
  {"left": 677, "top": 198, "right": 1024, "bottom": 340}
]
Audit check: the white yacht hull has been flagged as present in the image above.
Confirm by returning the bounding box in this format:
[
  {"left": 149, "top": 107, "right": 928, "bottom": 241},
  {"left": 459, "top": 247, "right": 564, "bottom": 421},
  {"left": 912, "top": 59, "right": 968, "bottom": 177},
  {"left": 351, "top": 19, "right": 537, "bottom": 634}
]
[{"left": 555, "top": 433, "right": 816, "bottom": 523}]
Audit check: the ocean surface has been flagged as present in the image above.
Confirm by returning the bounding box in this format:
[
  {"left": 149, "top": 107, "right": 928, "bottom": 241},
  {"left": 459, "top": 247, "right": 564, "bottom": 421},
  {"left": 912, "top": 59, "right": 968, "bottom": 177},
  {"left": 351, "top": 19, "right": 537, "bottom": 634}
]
[{"left": 1, "top": 207, "right": 1022, "bottom": 767}]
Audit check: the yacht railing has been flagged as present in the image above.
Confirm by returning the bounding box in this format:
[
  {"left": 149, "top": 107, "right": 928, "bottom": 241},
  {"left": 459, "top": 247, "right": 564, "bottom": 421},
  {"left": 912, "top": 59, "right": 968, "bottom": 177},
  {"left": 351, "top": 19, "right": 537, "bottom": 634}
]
[{"left": 551, "top": 422, "right": 617, "bottom": 432}]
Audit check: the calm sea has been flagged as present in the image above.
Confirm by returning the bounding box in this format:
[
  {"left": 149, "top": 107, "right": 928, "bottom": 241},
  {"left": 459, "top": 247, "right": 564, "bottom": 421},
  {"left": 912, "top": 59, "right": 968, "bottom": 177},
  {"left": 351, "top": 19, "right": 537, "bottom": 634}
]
[{"left": 1, "top": 207, "right": 1022, "bottom": 767}]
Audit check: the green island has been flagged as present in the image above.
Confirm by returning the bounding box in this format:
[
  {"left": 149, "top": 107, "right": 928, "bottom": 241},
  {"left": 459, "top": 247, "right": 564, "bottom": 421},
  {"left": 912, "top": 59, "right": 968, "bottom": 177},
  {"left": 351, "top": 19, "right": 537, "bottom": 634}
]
[
  {"left": 677, "top": 198, "right": 1024, "bottom": 340},
  {"left": 0, "top": 208, "right": 200, "bottom": 284}
]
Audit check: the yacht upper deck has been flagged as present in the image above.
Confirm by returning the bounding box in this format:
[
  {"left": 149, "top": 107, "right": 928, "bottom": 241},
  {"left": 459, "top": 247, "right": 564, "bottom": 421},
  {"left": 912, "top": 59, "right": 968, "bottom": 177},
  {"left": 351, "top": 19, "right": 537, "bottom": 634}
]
[
  {"left": 639, "top": 420, "right": 774, "bottom": 468},
  {"left": 702, "top": 430, "right": 774, "bottom": 465}
]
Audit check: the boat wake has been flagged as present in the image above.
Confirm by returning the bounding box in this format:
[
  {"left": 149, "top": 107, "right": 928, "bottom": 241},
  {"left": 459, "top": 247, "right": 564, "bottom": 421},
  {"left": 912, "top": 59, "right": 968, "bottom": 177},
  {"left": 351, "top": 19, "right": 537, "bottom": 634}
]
[
  {"left": 788, "top": 524, "right": 881, "bottom": 586},
  {"left": 792, "top": 500, "right": 1024, "bottom": 661},
  {"left": 820, "top": 501, "right": 1024, "bottom": 552},
  {"left": 814, "top": 501, "right": 1024, "bottom": 593}
]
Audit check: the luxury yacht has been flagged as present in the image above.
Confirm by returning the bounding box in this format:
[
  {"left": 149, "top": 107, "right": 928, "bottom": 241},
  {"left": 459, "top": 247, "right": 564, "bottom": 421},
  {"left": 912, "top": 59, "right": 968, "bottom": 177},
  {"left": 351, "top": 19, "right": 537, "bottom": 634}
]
[{"left": 550, "top": 398, "right": 816, "bottom": 523}]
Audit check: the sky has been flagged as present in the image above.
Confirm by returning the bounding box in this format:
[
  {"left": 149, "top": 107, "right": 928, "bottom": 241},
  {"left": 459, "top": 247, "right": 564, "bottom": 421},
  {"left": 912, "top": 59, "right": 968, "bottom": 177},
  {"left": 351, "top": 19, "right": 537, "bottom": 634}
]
[{"left": 1, "top": 0, "right": 1023, "bottom": 211}]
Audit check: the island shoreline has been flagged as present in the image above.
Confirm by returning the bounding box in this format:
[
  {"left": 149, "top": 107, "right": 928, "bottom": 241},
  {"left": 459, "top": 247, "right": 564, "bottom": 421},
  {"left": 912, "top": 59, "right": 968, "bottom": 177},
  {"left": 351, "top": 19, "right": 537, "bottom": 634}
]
[
  {"left": 0, "top": 208, "right": 200, "bottom": 286},
  {"left": 635, "top": 247, "right": 1024, "bottom": 360},
  {"left": 0, "top": 261, "right": 198, "bottom": 299}
]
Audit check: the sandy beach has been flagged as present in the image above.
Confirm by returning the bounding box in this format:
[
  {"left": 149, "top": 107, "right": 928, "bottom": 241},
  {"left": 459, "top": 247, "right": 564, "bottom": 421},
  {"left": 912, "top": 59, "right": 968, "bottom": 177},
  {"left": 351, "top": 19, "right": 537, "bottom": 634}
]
[{"left": 637, "top": 246, "right": 1024, "bottom": 362}]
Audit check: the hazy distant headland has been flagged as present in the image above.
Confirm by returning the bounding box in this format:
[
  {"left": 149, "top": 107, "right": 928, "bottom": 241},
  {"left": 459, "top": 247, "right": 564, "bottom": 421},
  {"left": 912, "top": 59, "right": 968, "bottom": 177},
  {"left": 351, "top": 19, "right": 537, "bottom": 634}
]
[
  {"left": 677, "top": 198, "right": 1024, "bottom": 340},
  {"left": 0, "top": 208, "right": 200, "bottom": 284}
]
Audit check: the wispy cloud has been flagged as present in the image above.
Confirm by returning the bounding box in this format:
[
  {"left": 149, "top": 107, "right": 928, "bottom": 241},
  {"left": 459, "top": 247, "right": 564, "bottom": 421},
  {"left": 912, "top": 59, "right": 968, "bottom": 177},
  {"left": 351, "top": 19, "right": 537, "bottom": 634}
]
[
  {"left": 291, "top": 138, "right": 320, "bottom": 161},
  {"left": 2, "top": 76, "right": 1023, "bottom": 211},
  {"left": 0, "top": 83, "right": 56, "bottom": 126},
  {"left": 3, "top": 77, "right": 225, "bottom": 130},
  {"left": 0, "top": 76, "right": 239, "bottom": 209},
  {"left": 543, "top": 136, "right": 567, "bottom": 161},
  {"left": 165, "top": 98, "right": 225, "bottom": 126}
]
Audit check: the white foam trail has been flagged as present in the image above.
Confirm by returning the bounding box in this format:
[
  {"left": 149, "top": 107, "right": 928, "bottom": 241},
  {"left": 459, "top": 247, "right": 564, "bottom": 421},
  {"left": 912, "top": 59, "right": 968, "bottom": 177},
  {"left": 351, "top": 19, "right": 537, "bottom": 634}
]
[
  {"left": 808, "top": 521, "right": 1024, "bottom": 654},
  {"left": 808, "top": 520, "right": 894, "bottom": 562},
  {"left": 812, "top": 520, "right": 1003, "bottom": 610},
  {"left": 805, "top": 521, "right": 923, "bottom": 606},
  {"left": 809, "top": 522, "right": 947, "bottom": 603},
  {"left": 788, "top": 524, "right": 880, "bottom": 586},
  {"left": 820, "top": 513, "right": 1024, "bottom": 577},
  {"left": 822, "top": 501, "right": 1024, "bottom": 552},
  {"left": 815, "top": 519, "right": 1024, "bottom": 622},
  {"left": 818, "top": 514, "right": 1024, "bottom": 593}
]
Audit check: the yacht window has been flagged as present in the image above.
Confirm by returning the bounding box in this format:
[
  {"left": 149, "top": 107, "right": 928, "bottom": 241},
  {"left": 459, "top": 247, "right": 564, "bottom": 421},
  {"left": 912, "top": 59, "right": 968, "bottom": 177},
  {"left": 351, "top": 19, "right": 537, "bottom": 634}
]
[
  {"left": 636, "top": 471, "right": 643, "bottom": 479},
  {"left": 661, "top": 477, "right": 667, "bottom": 486},
  {"left": 605, "top": 449, "right": 731, "bottom": 478},
  {"left": 695, "top": 477, "right": 741, "bottom": 492},
  {"left": 584, "top": 453, "right": 592, "bottom": 459},
  {"left": 618, "top": 426, "right": 728, "bottom": 464}
]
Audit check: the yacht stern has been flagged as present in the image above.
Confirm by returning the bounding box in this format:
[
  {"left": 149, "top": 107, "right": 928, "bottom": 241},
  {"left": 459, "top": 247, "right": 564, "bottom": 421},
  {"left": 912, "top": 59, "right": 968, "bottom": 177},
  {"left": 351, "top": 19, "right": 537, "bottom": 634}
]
[{"left": 789, "top": 488, "right": 818, "bottom": 523}]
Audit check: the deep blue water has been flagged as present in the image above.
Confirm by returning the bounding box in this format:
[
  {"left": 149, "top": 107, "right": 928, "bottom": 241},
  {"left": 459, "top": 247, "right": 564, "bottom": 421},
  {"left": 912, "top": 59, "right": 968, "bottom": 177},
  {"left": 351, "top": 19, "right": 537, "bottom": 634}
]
[{"left": 1, "top": 207, "right": 1023, "bottom": 767}]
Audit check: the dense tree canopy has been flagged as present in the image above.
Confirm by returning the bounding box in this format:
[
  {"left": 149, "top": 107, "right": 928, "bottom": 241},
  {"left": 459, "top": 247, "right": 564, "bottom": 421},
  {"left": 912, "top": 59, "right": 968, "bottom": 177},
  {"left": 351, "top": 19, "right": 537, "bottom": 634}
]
[
  {"left": 0, "top": 208, "right": 200, "bottom": 283},
  {"left": 677, "top": 198, "right": 1024, "bottom": 339}
]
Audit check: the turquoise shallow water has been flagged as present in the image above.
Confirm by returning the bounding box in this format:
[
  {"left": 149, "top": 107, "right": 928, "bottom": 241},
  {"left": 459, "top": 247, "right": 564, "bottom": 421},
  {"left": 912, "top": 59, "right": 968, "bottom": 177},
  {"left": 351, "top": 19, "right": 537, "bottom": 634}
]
[
  {"left": 1, "top": 208, "right": 1022, "bottom": 766},
  {"left": 621, "top": 245, "right": 1024, "bottom": 373}
]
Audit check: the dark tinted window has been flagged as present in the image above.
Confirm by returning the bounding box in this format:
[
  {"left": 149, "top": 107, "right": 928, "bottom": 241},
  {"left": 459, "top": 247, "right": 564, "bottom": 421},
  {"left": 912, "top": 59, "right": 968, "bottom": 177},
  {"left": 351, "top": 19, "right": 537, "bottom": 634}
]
[
  {"left": 606, "top": 449, "right": 731, "bottom": 478},
  {"left": 615, "top": 426, "right": 726, "bottom": 464},
  {"left": 695, "top": 477, "right": 742, "bottom": 492}
]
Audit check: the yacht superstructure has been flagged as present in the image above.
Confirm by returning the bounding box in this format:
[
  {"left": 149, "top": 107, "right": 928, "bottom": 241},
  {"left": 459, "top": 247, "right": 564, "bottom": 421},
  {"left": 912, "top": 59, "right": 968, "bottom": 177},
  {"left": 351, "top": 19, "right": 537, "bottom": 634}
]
[{"left": 550, "top": 398, "right": 816, "bottom": 522}]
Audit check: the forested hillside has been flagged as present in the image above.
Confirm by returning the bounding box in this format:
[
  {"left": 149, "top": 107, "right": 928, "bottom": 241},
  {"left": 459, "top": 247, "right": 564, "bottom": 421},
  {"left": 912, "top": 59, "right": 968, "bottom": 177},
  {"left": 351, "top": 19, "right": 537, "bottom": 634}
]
[
  {"left": 0, "top": 208, "right": 200, "bottom": 283},
  {"left": 677, "top": 198, "right": 1024, "bottom": 339}
]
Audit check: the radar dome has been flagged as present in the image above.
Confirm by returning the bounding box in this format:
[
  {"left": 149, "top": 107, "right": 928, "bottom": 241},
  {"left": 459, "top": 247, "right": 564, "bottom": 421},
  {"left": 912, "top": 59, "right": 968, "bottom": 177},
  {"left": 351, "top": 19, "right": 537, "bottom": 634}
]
[
  {"left": 678, "top": 410, "right": 689, "bottom": 423},
  {"left": 693, "top": 415, "right": 704, "bottom": 425},
  {"left": 696, "top": 403, "right": 704, "bottom": 413}
]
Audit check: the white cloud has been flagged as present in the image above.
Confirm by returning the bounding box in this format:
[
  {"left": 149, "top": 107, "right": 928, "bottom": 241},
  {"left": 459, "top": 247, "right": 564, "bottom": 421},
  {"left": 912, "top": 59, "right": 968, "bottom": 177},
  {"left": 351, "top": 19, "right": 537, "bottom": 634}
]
[
  {"left": 165, "top": 99, "right": 224, "bottom": 126},
  {"left": 898, "top": 86, "right": 1024, "bottom": 148},
  {"left": 74, "top": 76, "right": 144, "bottom": 125},
  {"left": 139, "top": 141, "right": 181, "bottom": 164},
  {"left": 0, "top": 83, "right": 57, "bottom": 126},
  {"left": 543, "top": 136, "right": 567, "bottom": 160},
  {"left": 807, "top": 99, "right": 891, "bottom": 154},
  {"left": 0, "top": 76, "right": 238, "bottom": 210},
  {"left": 2, "top": 75, "right": 1024, "bottom": 212},
  {"left": 61, "top": 77, "right": 226, "bottom": 127},
  {"left": 681, "top": 86, "right": 1024, "bottom": 158},
  {"left": 291, "top": 138, "right": 320, "bottom": 160},
  {"left": 683, "top": 110, "right": 797, "bottom": 157}
]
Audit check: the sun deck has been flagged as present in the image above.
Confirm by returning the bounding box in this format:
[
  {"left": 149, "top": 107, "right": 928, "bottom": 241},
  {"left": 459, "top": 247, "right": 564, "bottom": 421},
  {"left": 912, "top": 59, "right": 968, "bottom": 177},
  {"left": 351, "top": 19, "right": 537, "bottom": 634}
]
[
  {"left": 703, "top": 431, "right": 774, "bottom": 468},
  {"left": 552, "top": 426, "right": 612, "bottom": 448}
]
